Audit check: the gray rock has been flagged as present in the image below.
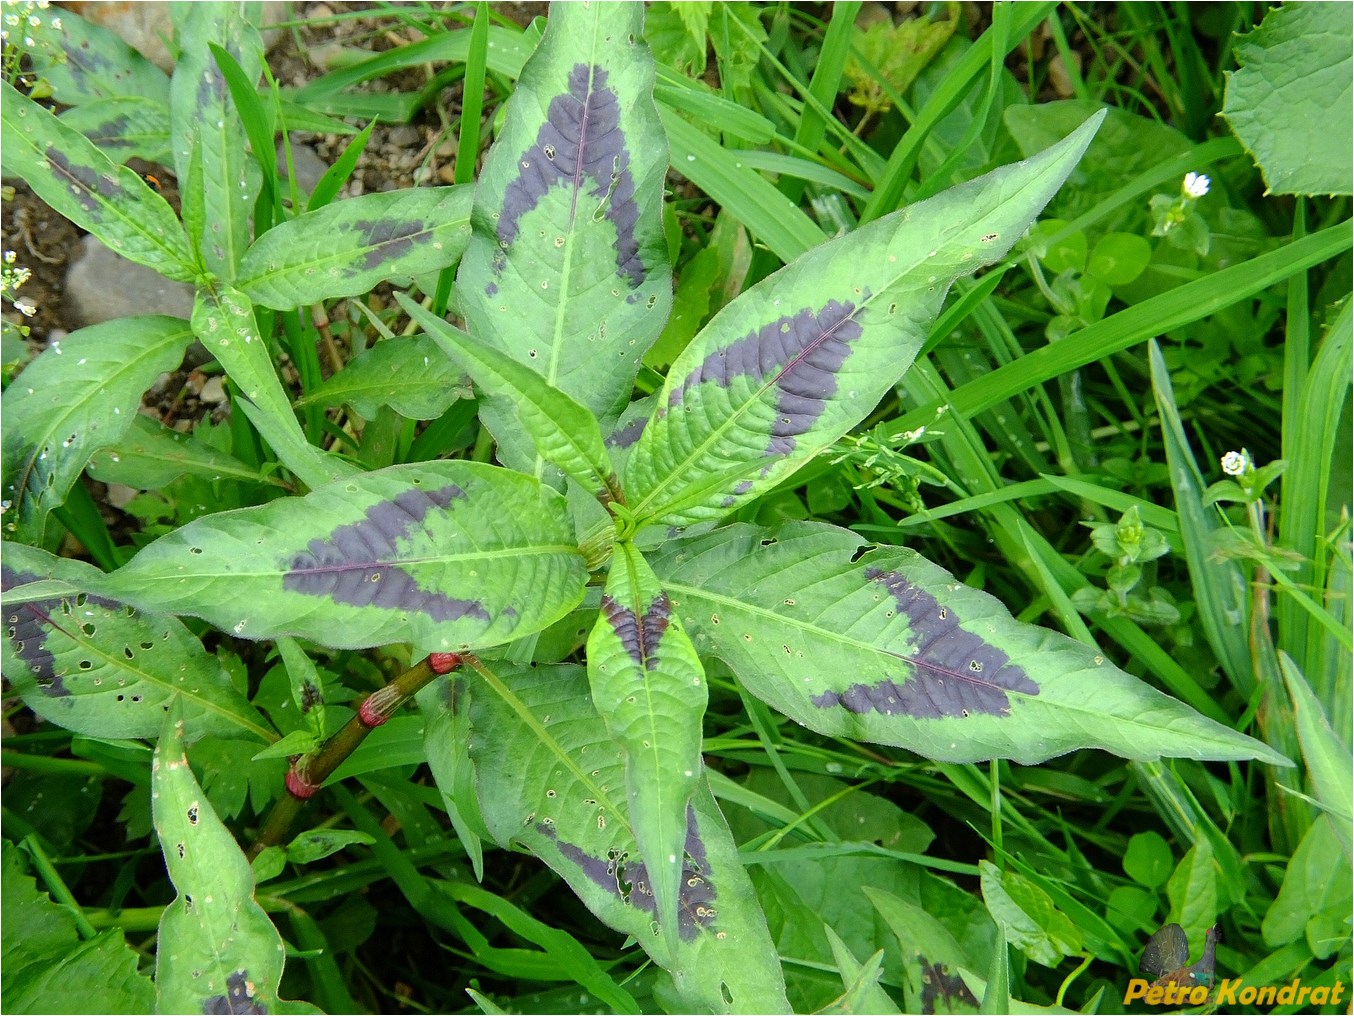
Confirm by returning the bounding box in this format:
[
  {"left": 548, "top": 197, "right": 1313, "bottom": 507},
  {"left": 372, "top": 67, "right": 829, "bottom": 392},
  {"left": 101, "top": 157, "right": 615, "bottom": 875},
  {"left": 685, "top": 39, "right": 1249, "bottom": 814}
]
[
  {"left": 280, "top": 142, "right": 331, "bottom": 195},
  {"left": 387, "top": 125, "right": 422, "bottom": 149}
]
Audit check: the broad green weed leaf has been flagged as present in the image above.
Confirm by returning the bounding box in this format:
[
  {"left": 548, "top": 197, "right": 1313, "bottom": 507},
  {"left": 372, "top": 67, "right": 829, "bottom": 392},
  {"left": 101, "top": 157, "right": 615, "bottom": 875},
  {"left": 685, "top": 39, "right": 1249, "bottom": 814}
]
[
  {"left": 169, "top": 3, "right": 263, "bottom": 279},
  {"left": 275, "top": 636, "right": 326, "bottom": 740},
  {"left": 2, "top": 842, "right": 154, "bottom": 1014},
  {"left": 401, "top": 294, "right": 620, "bottom": 499},
  {"left": 1279, "top": 652, "right": 1354, "bottom": 852},
  {"left": 22, "top": 5, "right": 169, "bottom": 105},
  {"left": 0, "top": 81, "right": 196, "bottom": 281},
  {"left": 238, "top": 186, "right": 475, "bottom": 309},
  {"left": 59, "top": 96, "right": 172, "bottom": 165},
  {"left": 1262, "top": 817, "right": 1353, "bottom": 953},
  {"left": 103, "top": 462, "right": 587, "bottom": 655},
  {"left": 1222, "top": 3, "right": 1353, "bottom": 197},
  {"left": 457, "top": 1, "right": 672, "bottom": 471},
  {"left": 625, "top": 112, "right": 1104, "bottom": 526},
  {"left": 651, "top": 521, "right": 1289, "bottom": 765},
  {"left": 1, "top": 545, "right": 272, "bottom": 742},
  {"left": 192, "top": 284, "right": 353, "bottom": 490},
  {"left": 297, "top": 333, "right": 471, "bottom": 421},
  {"left": 586, "top": 542, "right": 707, "bottom": 951},
  {"left": 153, "top": 704, "right": 319, "bottom": 1014},
  {"left": 1, "top": 315, "right": 192, "bottom": 545},
  {"left": 466, "top": 662, "right": 790, "bottom": 1013},
  {"left": 979, "top": 861, "right": 1082, "bottom": 968},
  {"left": 86, "top": 414, "right": 282, "bottom": 491}
]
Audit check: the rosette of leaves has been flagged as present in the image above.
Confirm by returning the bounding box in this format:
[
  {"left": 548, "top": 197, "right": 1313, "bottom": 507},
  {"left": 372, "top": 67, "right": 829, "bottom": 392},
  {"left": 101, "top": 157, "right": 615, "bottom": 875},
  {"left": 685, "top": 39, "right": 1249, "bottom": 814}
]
[{"left": 2, "top": 2, "right": 1289, "bottom": 1011}]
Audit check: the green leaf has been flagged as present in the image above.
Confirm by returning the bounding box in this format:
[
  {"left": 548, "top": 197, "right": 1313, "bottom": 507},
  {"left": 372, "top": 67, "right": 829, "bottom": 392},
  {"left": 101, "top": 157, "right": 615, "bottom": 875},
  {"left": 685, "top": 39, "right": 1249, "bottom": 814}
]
[
  {"left": 153, "top": 703, "right": 319, "bottom": 1014},
  {"left": 466, "top": 662, "right": 790, "bottom": 1013},
  {"left": 102, "top": 461, "right": 588, "bottom": 655},
  {"left": 1164, "top": 839, "right": 1218, "bottom": 959},
  {"left": 456, "top": 1, "right": 673, "bottom": 472},
  {"left": 285, "top": 828, "right": 375, "bottom": 864},
  {"left": 86, "top": 414, "right": 282, "bottom": 491},
  {"left": 168, "top": 3, "right": 264, "bottom": 278},
  {"left": 401, "top": 294, "right": 620, "bottom": 499},
  {"left": 1262, "top": 817, "right": 1354, "bottom": 953},
  {"left": 586, "top": 542, "right": 707, "bottom": 952},
  {"left": 821, "top": 925, "right": 900, "bottom": 1015},
  {"left": 625, "top": 112, "right": 1104, "bottom": 526},
  {"left": 22, "top": 4, "right": 167, "bottom": 104},
  {"left": 1279, "top": 652, "right": 1354, "bottom": 851},
  {"left": 1222, "top": 3, "right": 1353, "bottom": 196},
  {"left": 1086, "top": 232, "right": 1151, "bottom": 287},
  {"left": 275, "top": 636, "right": 326, "bottom": 740},
  {"left": 2, "top": 842, "right": 154, "bottom": 1014},
  {"left": 1, "top": 544, "right": 273, "bottom": 742},
  {"left": 979, "top": 861, "right": 1082, "bottom": 968},
  {"left": 298, "top": 332, "right": 471, "bottom": 421},
  {"left": 1123, "top": 831, "right": 1173, "bottom": 890},
  {"left": 650, "top": 521, "right": 1289, "bottom": 765},
  {"left": 1, "top": 315, "right": 193, "bottom": 545},
  {"left": 0, "top": 81, "right": 196, "bottom": 282},
  {"left": 237, "top": 187, "right": 475, "bottom": 309},
  {"left": 417, "top": 676, "right": 488, "bottom": 881},
  {"left": 59, "top": 96, "right": 172, "bottom": 165},
  {"left": 192, "top": 284, "right": 353, "bottom": 490},
  {"left": 864, "top": 885, "right": 979, "bottom": 1013}
]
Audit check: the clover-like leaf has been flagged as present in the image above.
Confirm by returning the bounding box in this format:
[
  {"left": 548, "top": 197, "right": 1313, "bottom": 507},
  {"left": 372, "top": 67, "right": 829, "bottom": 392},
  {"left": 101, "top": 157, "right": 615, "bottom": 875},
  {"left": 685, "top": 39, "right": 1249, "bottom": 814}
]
[
  {"left": 1, "top": 315, "right": 193, "bottom": 546},
  {"left": 650, "top": 521, "right": 1289, "bottom": 765},
  {"left": 456, "top": 1, "right": 672, "bottom": 473},
  {"left": 625, "top": 112, "right": 1104, "bottom": 526},
  {"left": 464, "top": 662, "right": 790, "bottom": 1013},
  {"left": 153, "top": 703, "right": 319, "bottom": 1014},
  {"left": 586, "top": 542, "right": 706, "bottom": 951},
  {"left": 102, "top": 462, "right": 587, "bottom": 655},
  {"left": 2, "top": 545, "right": 272, "bottom": 743}
]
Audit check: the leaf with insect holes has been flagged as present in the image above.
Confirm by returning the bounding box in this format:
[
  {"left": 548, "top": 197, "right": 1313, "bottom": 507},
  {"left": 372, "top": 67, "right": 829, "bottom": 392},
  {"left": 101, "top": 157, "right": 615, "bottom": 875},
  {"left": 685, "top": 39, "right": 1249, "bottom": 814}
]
[
  {"left": 1, "top": 316, "right": 193, "bottom": 546},
  {"left": 237, "top": 187, "right": 475, "bottom": 310},
  {"left": 650, "top": 521, "right": 1289, "bottom": 765},
  {"left": 624, "top": 112, "right": 1105, "bottom": 527},
  {"left": 192, "top": 284, "right": 354, "bottom": 491},
  {"left": 456, "top": 1, "right": 672, "bottom": 474},
  {"left": 400, "top": 294, "right": 620, "bottom": 501},
  {"left": 101, "top": 462, "right": 588, "bottom": 655},
  {"left": 586, "top": 542, "right": 706, "bottom": 952},
  {"left": 153, "top": 703, "right": 320, "bottom": 1015},
  {"left": 2, "top": 545, "right": 271, "bottom": 743},
  {"left": 0, "top": 81, "right": 195, "bottom": 282},
  {"left": 463, "top": 662, "right": 790, "bottom": 1013},
  {"left": 169, "top": 3, "right": 263, "bottom": 279}
]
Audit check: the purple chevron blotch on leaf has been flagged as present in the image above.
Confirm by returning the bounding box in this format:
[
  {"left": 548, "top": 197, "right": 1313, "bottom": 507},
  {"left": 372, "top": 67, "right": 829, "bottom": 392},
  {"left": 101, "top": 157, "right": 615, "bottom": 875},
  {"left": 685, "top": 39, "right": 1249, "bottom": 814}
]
[
  {"left": 495, "top": 63, "right": 642, "bottom": 286},
  {"left": 3, "top": 564, "right": 119, "bottom": 697},
  {"left": 669, "top": 297, "right": 866, "bottom": 458},
  {"left": 600, "top": 592, "right": 671, "bottom": 671},
  {"left": 540, "top": 805, "right": 717, "bottom": 941},
  {"left": 812, "top": 567, "right": 1040, "bottom": 719},
  {"left": 282, "top": 485, "right": 489, "bottom": 621}
]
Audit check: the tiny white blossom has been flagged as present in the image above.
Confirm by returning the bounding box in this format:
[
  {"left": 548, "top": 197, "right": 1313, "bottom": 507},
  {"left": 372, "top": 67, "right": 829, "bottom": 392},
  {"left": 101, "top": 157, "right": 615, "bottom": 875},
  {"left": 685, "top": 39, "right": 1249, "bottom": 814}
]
[
  {"left": 902, "top": 426, "right": 927, "bottom": 441},
  {"left": 1182, "top": 172, "right": 1210, "bottom": 199},
  {"left": 12, "top": 298, "right": 36, "bottom": 316},
  {"left": 1221, "top": 449, "right": 1250, "bottom": 477},
  {"left": 3, "top": 251, "right": 15, "bottom": 265}
]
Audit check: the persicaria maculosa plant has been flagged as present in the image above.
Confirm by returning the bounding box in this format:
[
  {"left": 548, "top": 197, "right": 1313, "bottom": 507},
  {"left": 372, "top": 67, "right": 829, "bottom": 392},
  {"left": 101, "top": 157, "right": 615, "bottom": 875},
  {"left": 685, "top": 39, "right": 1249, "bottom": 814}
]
[{"left": 0, "top": 3, "right": 1289, "bottom": 1011}]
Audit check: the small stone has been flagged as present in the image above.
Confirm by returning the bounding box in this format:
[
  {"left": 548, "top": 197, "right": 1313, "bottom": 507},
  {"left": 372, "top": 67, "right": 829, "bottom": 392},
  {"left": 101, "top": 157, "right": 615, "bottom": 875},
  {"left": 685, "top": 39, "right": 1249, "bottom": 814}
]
[
  {"left": 437, "top": 164, "right": 457, "bottom": 185},
  {"left": 65, "top": 235, "right": 194, "bottom": 329},
  {"left": 387, "top": 125, "right": 421, "bottom": 148},
  {"left": 199, "top": 377, "right": 227, "bottom": 404}
]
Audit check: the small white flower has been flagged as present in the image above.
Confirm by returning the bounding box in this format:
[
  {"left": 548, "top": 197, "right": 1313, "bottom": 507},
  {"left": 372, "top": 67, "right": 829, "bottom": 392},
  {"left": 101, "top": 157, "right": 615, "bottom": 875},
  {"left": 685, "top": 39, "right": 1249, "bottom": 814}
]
[
  {"left": 12, "top": 298, "right": 36, "bottom": 316},
  {"left": 902, "top": 426, "right": 927, "bottom": 442},
  {"left": 1182, "top": 172, "right": 1210, "bottom": 199},
  {"left": 3, "top": 251, "right": 15, "bottom": 265},
  {"left": 1221, "top": 449, "right": 1250, "bottom": 477}
]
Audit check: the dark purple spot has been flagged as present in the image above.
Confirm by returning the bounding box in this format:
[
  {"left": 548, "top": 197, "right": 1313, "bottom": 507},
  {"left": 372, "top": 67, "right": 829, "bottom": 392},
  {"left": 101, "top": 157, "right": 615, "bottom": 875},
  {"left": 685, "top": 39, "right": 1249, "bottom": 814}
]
[
  {"left": 920, "top": 959, "right": 977, "bottom": 1013},
  {"left": 2, "top": 565, "right": 120, "bottom": 697},
  {"left": 79, "top": 113, "right": 134, "bottom": 151},
  {"left": 202, "top": 970, "right": 267, "bottom": 1015},
  {"left": 350, "top": 218, "right": 424, "bottom": 270},
  {"left": 605, "top": 415, "right": 647, "bottom": 449},
  {"left": 811, "top": 567, "right": 1038, "bottom": 719},
  {"left": 671, "top": 298, "right": 865, "bottom": 459},
  {"left": 498, "top": 64, "right": 642, "bottom": 285},
  {"left": 600, "top": 592, "right": 671, "bottom": 671},
  {"left": 299, "top": 680, "right": 322, "bottom": 713},
  {"left": 44, "top": 146, "right": 118, "bottom": 212},
  {"left": 539, "top": 805, "right": 715, "bottom": 940},
  {"left": 282, "top": 484, "right": 489, "bottom": 623},
  {"left": 485, "top": 282, "right": 498, "bottom": 297}
]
